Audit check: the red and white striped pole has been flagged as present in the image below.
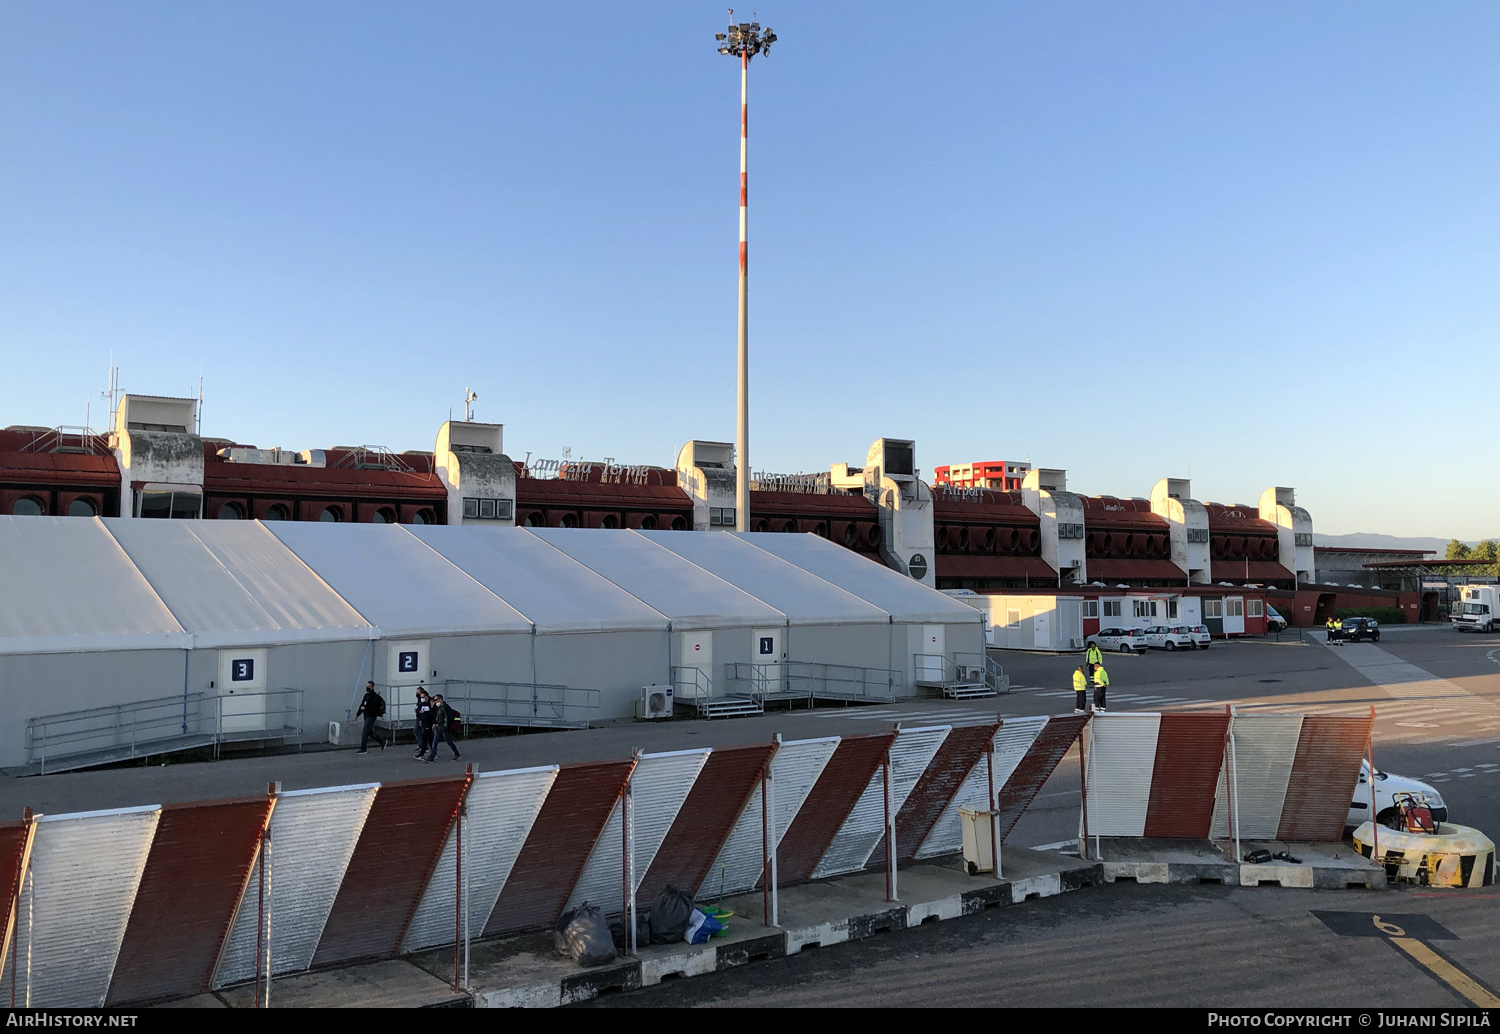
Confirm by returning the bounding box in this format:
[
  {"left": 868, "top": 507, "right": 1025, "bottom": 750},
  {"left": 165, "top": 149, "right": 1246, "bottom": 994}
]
[{"left": 736, "top": 42, "right": 750, "bottom": 532}]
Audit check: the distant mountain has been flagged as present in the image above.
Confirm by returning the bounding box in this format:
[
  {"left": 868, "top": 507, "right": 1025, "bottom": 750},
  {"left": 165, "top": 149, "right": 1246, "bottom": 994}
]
[{"left": 1313, "top": 533, "right": 1468, "bottom": 554}]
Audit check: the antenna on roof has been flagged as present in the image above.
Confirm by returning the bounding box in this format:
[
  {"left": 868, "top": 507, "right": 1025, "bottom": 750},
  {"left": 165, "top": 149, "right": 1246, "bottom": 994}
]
[{"left": 464, "top": 388, "right": 479, "bottom": 422}]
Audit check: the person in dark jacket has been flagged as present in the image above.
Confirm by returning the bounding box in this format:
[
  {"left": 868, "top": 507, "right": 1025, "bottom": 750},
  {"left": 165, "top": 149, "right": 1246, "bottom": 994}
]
[
  {"left": 412, "top": 688, "right": 433, "bottom": 758},
  {"left": 424, "top": 693, "right": 462, "bottom": 763},
  {"left": 355, "top": 681, "right": 386, "bottom": 754}
]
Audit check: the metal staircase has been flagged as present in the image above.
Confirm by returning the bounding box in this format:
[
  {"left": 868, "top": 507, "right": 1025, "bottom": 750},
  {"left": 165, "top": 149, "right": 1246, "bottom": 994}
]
[
  {"left": 913, "top": 652, "right": 1003, "bottom": 700},
  {"left": 671, "top": 666, "right": 762, "bottom": 718}
]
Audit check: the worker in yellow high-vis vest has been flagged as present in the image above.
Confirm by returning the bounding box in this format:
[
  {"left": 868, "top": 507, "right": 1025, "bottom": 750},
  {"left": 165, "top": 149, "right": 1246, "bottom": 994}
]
[
  {"left": 1072, "top": 665, "right": 1089, "bottom": 714},
  {"left": 1085, "top": 640, "right": 1103, "bottom": 668},
  {"left": 1091, "top": 663, "right": 1109, "bottom": 712}
]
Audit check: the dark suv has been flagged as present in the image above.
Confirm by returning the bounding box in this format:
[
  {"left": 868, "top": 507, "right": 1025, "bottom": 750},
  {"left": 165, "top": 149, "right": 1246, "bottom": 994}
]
[{"left": 1333, "top": 617, "right": 1381, "bottom": 643}]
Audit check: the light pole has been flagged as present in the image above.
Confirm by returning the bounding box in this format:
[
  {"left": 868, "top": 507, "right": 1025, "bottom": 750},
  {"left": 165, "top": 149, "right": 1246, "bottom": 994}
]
[{"left": 716, "top": 15, "right": 776, "bottom": 532}]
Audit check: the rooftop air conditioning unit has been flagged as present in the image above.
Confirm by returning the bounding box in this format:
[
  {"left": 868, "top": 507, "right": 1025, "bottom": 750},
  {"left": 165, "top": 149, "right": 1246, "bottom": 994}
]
[{"left": 638, "top": 685, "right": 673, "bottom": 720}]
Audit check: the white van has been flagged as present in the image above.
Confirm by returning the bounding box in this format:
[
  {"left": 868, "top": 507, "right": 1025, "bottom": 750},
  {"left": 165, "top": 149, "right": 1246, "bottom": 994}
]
[{"left": 1453, "top": 585, "right": 1500, "bottom": 633}]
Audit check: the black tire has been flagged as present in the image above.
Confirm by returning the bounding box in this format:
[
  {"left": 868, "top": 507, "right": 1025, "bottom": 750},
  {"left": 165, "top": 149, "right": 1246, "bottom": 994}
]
[
  {"left": 1119, "top": 643, "right": 1131, "bottom": 653},
  {"left": 1376, "top": 807, "right": 1401, "bottom": 831},
  {"left": 1372, "top": 634, "right": 1380, "bottom": 643},
  {"left": 1165, "top": 641, "right": 1176, "bottom": 651}
]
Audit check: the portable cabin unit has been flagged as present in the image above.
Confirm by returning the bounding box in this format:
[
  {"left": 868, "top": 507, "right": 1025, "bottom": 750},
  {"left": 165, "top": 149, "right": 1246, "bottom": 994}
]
[
  {"left": 948, "top": 592, "right": 1086, "bottom": 652},
  {"left": 734, "top": 532, "right": 986, "bottom": 689}
]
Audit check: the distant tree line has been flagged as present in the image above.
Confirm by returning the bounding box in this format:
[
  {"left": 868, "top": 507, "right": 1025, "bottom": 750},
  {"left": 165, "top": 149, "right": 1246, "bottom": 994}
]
[{"left": 1442, "top": 539, "right": 1499, "bottom": 575}]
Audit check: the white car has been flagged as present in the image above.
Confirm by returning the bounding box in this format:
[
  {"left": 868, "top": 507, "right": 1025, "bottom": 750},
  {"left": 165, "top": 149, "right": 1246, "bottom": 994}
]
[
  {"left": 1185, "top": 625, "right": 1212, "bottom": 648},
  {"left": 1087, "top": 627, "right": 1144, "bottom": 653},
  {"left": 1347, "top": 760, "right": 1447, "bottom": 829},
  {"left": 1142, "top": 625, "right": 1196, "bottom": 651}
]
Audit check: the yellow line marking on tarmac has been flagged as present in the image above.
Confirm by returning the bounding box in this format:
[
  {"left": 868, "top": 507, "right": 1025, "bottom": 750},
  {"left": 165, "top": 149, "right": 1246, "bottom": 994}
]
[{"left": 1389, "top": 937, "right": 1500, "bottom": 1007}]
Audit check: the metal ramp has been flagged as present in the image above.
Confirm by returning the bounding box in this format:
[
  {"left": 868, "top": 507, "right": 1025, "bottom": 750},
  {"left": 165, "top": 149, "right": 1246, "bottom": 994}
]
[
  {"left": 377, "top": 681, "right": 601, "bottom": 734},
  {"left": 21, "top": 690, "right": 304, "bottom": 775}
]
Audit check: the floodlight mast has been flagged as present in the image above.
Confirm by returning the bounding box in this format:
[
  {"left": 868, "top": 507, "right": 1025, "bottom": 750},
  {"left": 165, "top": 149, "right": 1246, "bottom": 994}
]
[{"left": 716, "top": 15, "right": 776, "bottom": 533}]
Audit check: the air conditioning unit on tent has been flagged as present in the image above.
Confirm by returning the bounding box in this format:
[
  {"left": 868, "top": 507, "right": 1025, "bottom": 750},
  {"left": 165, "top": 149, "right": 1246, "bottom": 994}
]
[
  {"left": 960, "top": 665, "right": 984, "bottom": 682},
  {"left": 1068, "top": 637, "right": 1084, "bottom": 649},
  {"left": 638, "top": 685, "right": 673, "bottom": 719}
]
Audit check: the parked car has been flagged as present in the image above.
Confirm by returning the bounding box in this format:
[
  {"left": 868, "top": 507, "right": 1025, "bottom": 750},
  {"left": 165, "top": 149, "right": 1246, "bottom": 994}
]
[
  {"left": 1185, "top": 625, "right": 1212, "bottom": 648},
  {"left": 1087, "top": 627, "right": 1145, "bottom": 653},
  {"left": 1141, "top": 625, "right": 1196, "bottom": 651},
  {"left": 1265, "top": 606, "right": 1288, "bottom": 633},
  {"left": 1348, "top": 760, "right": 1446, "bottom": 829},
  {"left": 1332, "top": 616, "right": 1381, "bottom": 643}
]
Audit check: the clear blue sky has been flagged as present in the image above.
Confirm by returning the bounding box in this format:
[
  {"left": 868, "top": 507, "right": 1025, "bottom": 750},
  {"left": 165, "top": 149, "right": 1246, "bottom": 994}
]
[{"left": 2, "top": 3, "right": 1495, "bottom": 538}]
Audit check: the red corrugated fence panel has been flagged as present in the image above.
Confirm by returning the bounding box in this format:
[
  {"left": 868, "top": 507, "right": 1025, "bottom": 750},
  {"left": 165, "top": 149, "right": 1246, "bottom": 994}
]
[
  {"left": 312, "top": 775, "right": 469, "bottom": 968},
  {"left": 106, "top": 797, "right": 270, "bottom": 1005},
  {"left": 637, "top": 743, "right": 774, "bottom": 906},
  {"left": 994, "top": 715, "right": 1087, "bottom": 841},
  {"left": 0, "top": 820, "right": 27, "bottom": 964},
  {"left": 777, "top": 733, "right": 895, "bottom": 885},
  {"left": 485, "top": 759, "right": 635, "bottom": 936},
  {"left": 1276, "top": 715, "right": 1372, "bottom": 841},
  {"left": 1143, "top": 714, "right": 1229, "bottom": 839},
  {"left": 893, "top": 722, "right": 999, "bottom": 865}
]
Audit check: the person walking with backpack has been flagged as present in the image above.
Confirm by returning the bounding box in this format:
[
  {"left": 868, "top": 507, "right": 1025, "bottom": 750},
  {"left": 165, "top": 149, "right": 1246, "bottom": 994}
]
[
  {"left": 355, "top": 681, "right": 387, "bottom": 754},
  {"left": 1091, "top": 662, "right": 1109, "bottom": 713},
  {"left": 412, "top": 688, "right": 433, "bottom": 758},
  {"left": 424, "top": 693, "right": 462, "bottom": 763}
]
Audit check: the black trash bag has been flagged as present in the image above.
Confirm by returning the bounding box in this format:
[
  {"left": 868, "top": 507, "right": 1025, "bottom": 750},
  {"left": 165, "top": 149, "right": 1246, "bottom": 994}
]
[
  {"left": 648, "top": 885, "right": 695, "bottom": 945},
  {"left": 555, "top": 902, "right": 617, "bottom": 967},
  {"left": 608, "top": 913, "right": 652, "bottom": 954}
]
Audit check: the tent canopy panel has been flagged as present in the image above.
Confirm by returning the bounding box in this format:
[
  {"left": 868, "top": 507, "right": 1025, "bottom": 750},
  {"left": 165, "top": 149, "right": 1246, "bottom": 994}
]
[
  {"left": 265, "top": 522, "right": 531, "bottom": 637},
  {"left": 733, "top": 532, "right": 983, "bottom": 625},
  {"left": 638, "top": 530, "right": 891, "bottom": 626},
  {"left": 0, "top": 516, "right": 185, "bottom": 656},
  {"left": 406, "top": 525, "right": 669, "bottom": 634},
  {"left": 525, "top": 528, "right": 785, "bottom": 631}
]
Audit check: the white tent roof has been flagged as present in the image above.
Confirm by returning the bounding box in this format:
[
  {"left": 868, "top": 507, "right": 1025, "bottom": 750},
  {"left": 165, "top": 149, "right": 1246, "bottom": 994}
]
[
  {"left": 524, "top": 528, "right": 786, "bottom": 631},
  {"left": 0, "top": 517, "right": 186, "bottom": 655},
  {"left": 733, "top": 533, "right": 984, "bottom": 625},
  {"left": 264, "top": 522, "right": 531, "bottom": 637},
  {"left": 405, "top": 525, "right": 668, "bottom": 634},
  {"left": 638, "top": 530, "right": 891, "bottom": 626},
  {"left": 102, "top": 520, "right": 374, "bottom": 648}
]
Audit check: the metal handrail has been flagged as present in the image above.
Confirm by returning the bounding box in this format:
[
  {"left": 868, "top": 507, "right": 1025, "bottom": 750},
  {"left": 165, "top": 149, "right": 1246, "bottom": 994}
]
[
  {"left": 983, "top": 655, "right": 1012, "bottom": 695},
  {"left": 787, "top": 660, "right": 900, "bottom": 701},
  {"left": 669, "top": 666, "right": 713, "bottom": 702},
  {"left": 723, "top": 662, "right": 783, "bottom": 704},
  {"left": 376, "top": 680, "right": 602, "bottom": 732},
  {"left": 211, "top": 688, "right": 305, "bottom": 759},
  {"left": 913, "top": 652, "right": 991, "bottom": 688},
  {"left": 26, "top": 693, "right": 209, "bottom": 773}
]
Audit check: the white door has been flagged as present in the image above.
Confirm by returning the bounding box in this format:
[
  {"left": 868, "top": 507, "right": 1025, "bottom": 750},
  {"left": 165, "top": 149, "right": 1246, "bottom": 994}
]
[
  {"left": 1033, "top": 608, "right": 1051, "bottom": 650},
  {"left": 1224, "top": 597, "right": 1246, "bottom": 634},
  {"left": 387, "top": 639, "right": 430, "bottom": 686},
  {"left": 218, "top": 649, "right": 268, "bottom": 734},
  {"left": 752, "top": 627, "right": 782, "bottom": 694},
  {"left": 677, "top": 631, "right": 713, "bottom": 698},
  {"left": 918, "top": 625, "right": 945, "bottom": 682}
]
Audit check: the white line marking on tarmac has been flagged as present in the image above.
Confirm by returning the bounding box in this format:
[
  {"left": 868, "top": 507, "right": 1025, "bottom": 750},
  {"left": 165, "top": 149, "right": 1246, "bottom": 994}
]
[{"left": 1029, "top": 840, "right": 1078, "bottom": 851}]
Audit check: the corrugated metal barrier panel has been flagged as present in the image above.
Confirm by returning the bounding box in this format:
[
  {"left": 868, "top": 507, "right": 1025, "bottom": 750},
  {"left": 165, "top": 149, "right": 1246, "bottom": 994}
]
[
  {"left": 0, "top": 820, "right": 29, "bottom": 958},
  {"left": 917, "top": 716, "right": 1050, "bottom": 859},
  {"left": 485, "top": 759, "right": 634, "bottom": 936},
  {"left": 777, "top": 732, "right": 895, "bottom": 885},
  {"left": 107, "top": 797, "right": 271, "bottom": 1005},
  {"left": 2, "top": 806, "right": 160, "bottom": 1008},
  {"left": 850, "top": 725, "right": 951, "bottom": 875},
  {"left": 1277, "top": 715, "right": 1373, "bottom": 842},
  {"left": 711, "top": 736, "right": 840, "bottom": 897},
  {"left": 313, "top": 775, "right": 470, "bottom": 968},
  {"left": 213, "top": 783, "right": 377, "bottom": 987},
  {"left": 894, "top": 722, "right": 999, "bottom": 865},
  {"left": 1210, "top": 715, "right": 1303, "bottom": 840},
  {"left": 566, "top": 749, "right": 711, "bottom": 912},
  {"left": 994, "top": 714, "right": 1088, "bottom": 842},
  {"left": 1143, "top": 713, "right": 1230, "bottom": 839},
  {"left": 637, "top": 744, "right": 775, "bottom": 905},
  {"left": 1084, "top": 714, "right": 1162, "bottom": 837},
  {"left": 402, "top": 765, "right": 558, "bottom": 954}
]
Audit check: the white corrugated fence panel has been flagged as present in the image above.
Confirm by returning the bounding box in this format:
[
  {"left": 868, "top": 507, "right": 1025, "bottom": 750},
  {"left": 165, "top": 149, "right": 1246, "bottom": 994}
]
[
  {"left": 916, "top": 716, "right": 1047, "bottom": 859},
  {"left": 566, "top": 750, "right": 711, "bottom": 911},
  {"left": 403, "top": 766, "right": 558, "bottom": 952},
  {"left": 1083, "top": 713, "right": 1162, "bottom": 837},
  {"left": 812, "top": 726, "right": 950, "bottom": 879},
  {"left": 711, "top": 736, "right": 840, "bottom": 896},
  {"left": 1210, "top": 715, "right": 1304, "bottom": 840},
  {"left": 213, "top": 784, "right": 377, "bottom": 986},
  {"left": 1, "top": 806, "right": 160, "bottom": 1007}
]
